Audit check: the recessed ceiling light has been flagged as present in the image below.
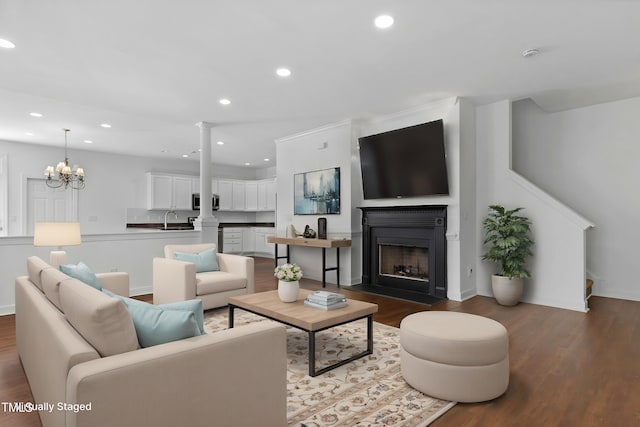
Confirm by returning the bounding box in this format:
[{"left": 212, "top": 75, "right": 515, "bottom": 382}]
[
  {"left": 374, "top": 15, "right": 394, "bottom": 29},
  {"left": 217, "top": 141, "right": 224, "bottom": 145},
  {"left": 264, "top": 158, "right": 270, "bottom": 162},
  {"left": 24, "top": 132, "right": 34, "bottom": 136},
  {"left": 29, "top": 112, "right": 43, "bottom": 117},
  {"left": 276, "top": 68, "right": 291, "bottom": 77},
  {"left": 182, "top": 154, "right": 189, "bottom": 158},
  {"left": 0, "top": 38, "right": 16, "bottom": 49},
  {"left": 522, "top": 48, "right": 540, "bottom": 58},
  {"left": 100, "top": 123, "right": 112, "bottom": 128},
  {"left": 83, "top": 140, "right": 93, "bottom": 144},
  {"left": 244, "top": 162, "right": 250, "bottom": 166},
  {"left": 219, "top": 98, "right": 231, "bottom": 105}
]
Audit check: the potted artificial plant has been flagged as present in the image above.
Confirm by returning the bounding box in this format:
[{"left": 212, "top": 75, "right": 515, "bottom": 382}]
[{"left": 482, "top": 205, "right": 534, "bottom": 306}]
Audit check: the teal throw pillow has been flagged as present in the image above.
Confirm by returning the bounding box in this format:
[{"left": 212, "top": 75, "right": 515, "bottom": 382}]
[
  {"left": 102, "top": 289, "right": 203, "bottom": 347},
  {"left": 174, "top": 247, "right": 219, "bottom": 273},
  {"left": 158, "top": 299, "right": 205, "bottom": 334},
  {"left": 60, "top": 261, "right": 102, "bottom": 290},
  {"left": 124, "top": 300, "right": 201, "bottom": 347}
]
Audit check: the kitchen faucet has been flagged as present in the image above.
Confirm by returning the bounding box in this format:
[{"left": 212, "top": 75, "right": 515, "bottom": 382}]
[{"left": 164, "top": 210, "right": 178, "bottom": 230}]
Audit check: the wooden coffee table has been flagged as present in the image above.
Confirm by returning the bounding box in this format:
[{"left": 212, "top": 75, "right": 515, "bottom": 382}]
[{"left": 228, "top": 289, "right": 378, "bottom": 377}]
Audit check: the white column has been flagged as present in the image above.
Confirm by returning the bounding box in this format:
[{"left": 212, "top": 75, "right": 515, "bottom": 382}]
[
  {"left": 197, "top": 121, "right": 213, "bottom": 220},
  {"left": 194, "top": 121, "right": 219, "bottom": 246}
]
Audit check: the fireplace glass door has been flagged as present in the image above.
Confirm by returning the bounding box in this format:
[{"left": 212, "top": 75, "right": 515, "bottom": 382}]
[{"left": 378, "top": 244, "right": 429, "bottom": 284}]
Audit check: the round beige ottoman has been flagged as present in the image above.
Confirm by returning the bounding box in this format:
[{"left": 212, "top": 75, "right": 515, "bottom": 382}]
[{"left": 400, "top": 311, "right": 509, "bottom": 403}]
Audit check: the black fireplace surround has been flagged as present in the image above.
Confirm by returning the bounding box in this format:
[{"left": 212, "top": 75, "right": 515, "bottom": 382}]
[{"left": 358, "top": 205, "right": 447, "bottom": 302}]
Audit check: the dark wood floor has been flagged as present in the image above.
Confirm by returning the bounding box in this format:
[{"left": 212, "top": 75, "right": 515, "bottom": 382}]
[{"left": 2, "top": 257, "right": 639, "bottom": 426}]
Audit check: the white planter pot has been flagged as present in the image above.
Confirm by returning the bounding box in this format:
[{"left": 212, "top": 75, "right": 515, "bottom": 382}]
[
  {"left": 491, "top": 275, "right": 524, "bottom": 306},
  {"left": 278, "top": 280, "right": 300, "bottom": 303}
]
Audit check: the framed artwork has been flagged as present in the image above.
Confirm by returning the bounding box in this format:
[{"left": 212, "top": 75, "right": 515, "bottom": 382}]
[{"left": 294, "top": 167, "right": 340, "bottom": 215}]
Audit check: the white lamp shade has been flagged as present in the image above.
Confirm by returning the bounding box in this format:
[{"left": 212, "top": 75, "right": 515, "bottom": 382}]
[{"left": 33, "top": 222, "right": 82, "bottom": 247}]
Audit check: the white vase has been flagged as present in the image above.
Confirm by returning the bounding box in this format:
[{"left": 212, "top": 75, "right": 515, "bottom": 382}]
[{"left": 278, "top": 280, "right": 299, "bottom": 302}]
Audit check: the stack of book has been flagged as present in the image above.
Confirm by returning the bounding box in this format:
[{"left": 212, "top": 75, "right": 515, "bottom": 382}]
[{"left": 304, "top": 291, "right": 348, "bottom": 310}]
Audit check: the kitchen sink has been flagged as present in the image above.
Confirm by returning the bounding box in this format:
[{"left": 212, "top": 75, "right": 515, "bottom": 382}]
[
  {"left": 125, "top": 223, "right": 195, "bottom": 231},
  {"left": 159, "top": 225, "right": 194, "bottom": 230}
]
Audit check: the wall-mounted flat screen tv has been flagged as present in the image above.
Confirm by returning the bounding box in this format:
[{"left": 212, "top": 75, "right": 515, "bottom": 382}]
[{"left": 358, "top": 119, "right": 449, "bottom": 199}]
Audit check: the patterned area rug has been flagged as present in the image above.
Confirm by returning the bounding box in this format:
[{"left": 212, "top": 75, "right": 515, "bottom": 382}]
[{"left": 204, "top": 308, "right": 455, "bottom": 427}]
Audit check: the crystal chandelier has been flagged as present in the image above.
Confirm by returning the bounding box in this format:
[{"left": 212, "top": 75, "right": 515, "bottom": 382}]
[{"left": 44, "top": 129, "right": 85, "bottom": 190}]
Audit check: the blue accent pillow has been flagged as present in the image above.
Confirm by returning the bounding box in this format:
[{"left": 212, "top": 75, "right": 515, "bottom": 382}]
[
  {"left": 60, "top": 262, "right": 102, "bottom": 290},
  {"left": 124, "top": 300, "right": 201, "bottom": 347},
  {"left": 173, "top": 247, "right": 219, "bottom": 273},
  {"left": 102, "top": 289, "right": 204, "bottom": 346},
  {"left": 158, "top": 299, "right": 205, "bottom": 334}
]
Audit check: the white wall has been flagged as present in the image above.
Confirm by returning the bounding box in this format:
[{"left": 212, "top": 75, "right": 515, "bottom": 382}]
[
  {"left": 275, "top": 121, "right": 353, "bottom": 285},
  {"left": 512, "top": 97, "right": 640, "bottom": 301},
  {"left": 476, "top": 100, "right": 593, "bottom": 312}
]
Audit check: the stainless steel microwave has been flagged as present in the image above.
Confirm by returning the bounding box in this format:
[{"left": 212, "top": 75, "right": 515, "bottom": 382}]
[{"left": 192, "top": 193, "right": 220, "bottom": 211}]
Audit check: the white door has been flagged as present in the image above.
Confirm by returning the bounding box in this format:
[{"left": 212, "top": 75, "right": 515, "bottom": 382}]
[
  {"left": 27, "top": 178, "right": 77, "bottom": 235},
  {"left": 0, "top": 154, "right": 7, "bottom": 236}
]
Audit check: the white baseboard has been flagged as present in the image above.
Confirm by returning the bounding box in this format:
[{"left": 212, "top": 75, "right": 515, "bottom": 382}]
[
  {"left": 459, "top": 287, "right": 477, "bottom": 301},
  {"left": 592, "top": 289, "right": 640, "bottom": 302},
  {"left": 0, "top": 304, "right": 15, "bottom": 316},
  {"left": 130, "top": 285, "right": 153, "bottom": 297}
]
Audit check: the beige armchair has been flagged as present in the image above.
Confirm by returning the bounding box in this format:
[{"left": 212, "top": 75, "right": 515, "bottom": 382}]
[{"left": 153, "top": 243, "right": 254, "bottom": 310}]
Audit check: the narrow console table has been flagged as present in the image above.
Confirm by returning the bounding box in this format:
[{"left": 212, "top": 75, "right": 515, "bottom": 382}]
[{"left": 267, "top": 236, "right": 351, "bottom": 287}]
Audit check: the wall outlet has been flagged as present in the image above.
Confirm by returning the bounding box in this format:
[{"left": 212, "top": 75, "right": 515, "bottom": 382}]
[{"left": 466, "top": 266, "right": 473, "bottom": 277}]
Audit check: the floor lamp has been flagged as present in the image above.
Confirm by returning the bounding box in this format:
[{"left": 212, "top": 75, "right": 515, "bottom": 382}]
[{"left": 33, "top": 222, "right": 82, "bottom": 268}]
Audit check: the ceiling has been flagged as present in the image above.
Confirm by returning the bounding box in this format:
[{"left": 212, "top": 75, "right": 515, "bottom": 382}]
[{"left": 1, "top": 1, "right": 639, "bottom": 168}]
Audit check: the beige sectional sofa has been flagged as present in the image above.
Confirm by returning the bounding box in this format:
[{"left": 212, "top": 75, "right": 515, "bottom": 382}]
[{"left": 16, "top": 256, "right": 287, "bottom": 427}]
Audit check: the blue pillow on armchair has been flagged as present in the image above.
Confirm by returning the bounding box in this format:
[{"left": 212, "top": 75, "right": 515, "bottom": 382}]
[{"left": 173, "top": 247, "right": 219, "bottom": 273}]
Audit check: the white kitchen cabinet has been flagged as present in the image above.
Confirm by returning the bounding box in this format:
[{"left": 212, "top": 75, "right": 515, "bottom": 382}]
[
  {"left": 232, "top": 181, "right": 246, "bottom": 210},
  {"left": 220, "top": 226, "right": 275, "bottom": 257},
  {"left": 245, "top": 182, "right": 258, "bottom": 211},
  {"left": 254, "top": 227, "right": 275, "bottom": 256},
  {"left": 217, "top": 180, "right": 233, "bottom": 210},
  {"left": 172, "top": 176, "right": 193, "bottom": 210},
  {"left": 148, "top": 173, "right": 273, "bottom": 212},
  {"left": 242, "top": 227, "right": 255, "bottom": 254},
  {"left": 218, "top": 179, "right": 246, "bottom": 211},
  {"left": 147, "top": 174, "right": 172, "bottom": 210},
  {"left": 222, "top": 228, "right": 243, "bottom": 253},
  {"left": 147, "top": 173, "right": 193, "bottom": 210},
  {"left": 266, "top": 179, "right": 276, "bottom": 211},
  {"left": 257, "top": 179, "right": 276, "bottom": 211}
]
